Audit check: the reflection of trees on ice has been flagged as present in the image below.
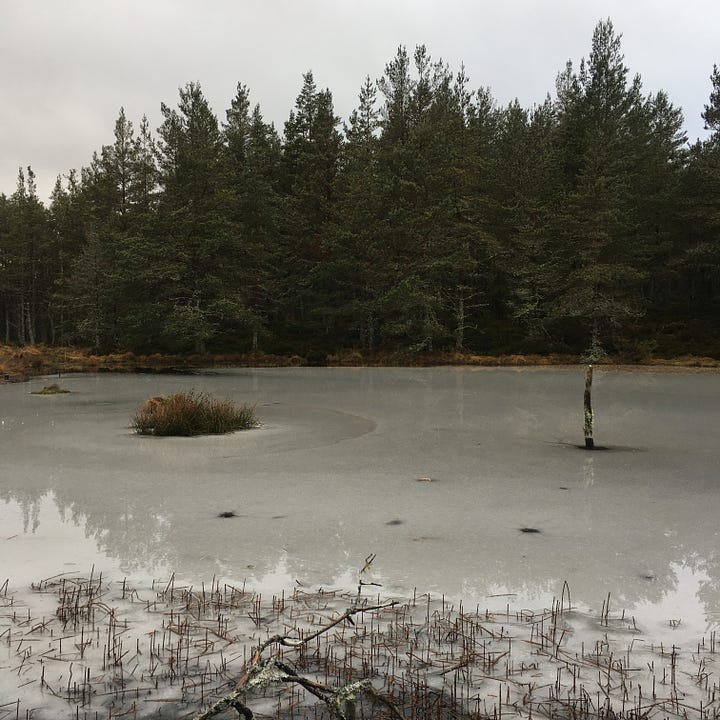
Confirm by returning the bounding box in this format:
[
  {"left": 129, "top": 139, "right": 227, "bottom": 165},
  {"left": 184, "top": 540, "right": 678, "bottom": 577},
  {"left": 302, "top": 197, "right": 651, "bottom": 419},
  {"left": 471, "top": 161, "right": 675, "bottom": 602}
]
[
  {"left": 0, "top": 463, "right": 717, "bottom": 623},
  {"left": 2, "top": 368, "right": 720, "bottom": 629},
  {"left": 0, "top": 486, "right": 42, "bottom": 534}
]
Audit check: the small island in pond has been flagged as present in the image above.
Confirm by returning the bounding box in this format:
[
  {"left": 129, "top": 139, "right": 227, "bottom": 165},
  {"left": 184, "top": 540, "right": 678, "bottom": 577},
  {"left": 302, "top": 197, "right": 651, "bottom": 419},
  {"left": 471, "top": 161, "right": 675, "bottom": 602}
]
[
  {"left": 132, "top": 390, "right": 258, "bottom": 436},
  {"left": 30, "top": 383, "right": 71, "bottom": 395}
]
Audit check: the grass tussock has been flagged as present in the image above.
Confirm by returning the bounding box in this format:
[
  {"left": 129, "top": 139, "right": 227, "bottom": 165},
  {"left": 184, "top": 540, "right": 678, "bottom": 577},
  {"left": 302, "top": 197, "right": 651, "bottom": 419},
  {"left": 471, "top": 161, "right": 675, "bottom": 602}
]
[
  {"left": 31, "top": 383, "right": 71, "bottom": 395},
  {"left": 132, "top": 390, "right": 258, "bottom": 436}
]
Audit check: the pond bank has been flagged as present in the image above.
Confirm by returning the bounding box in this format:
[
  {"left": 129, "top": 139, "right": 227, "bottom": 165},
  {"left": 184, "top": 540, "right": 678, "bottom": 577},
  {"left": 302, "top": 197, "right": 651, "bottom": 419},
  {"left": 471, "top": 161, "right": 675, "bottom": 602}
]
[{"left": 2, "top": 344, "right": 719, "bottom": 383}]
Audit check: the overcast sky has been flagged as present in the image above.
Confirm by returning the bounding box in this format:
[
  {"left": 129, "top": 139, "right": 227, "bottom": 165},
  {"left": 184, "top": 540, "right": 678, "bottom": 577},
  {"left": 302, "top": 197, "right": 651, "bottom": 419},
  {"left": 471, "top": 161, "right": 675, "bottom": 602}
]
[{"left": 2, "top": 0, "right": 718, "bottom": 203}]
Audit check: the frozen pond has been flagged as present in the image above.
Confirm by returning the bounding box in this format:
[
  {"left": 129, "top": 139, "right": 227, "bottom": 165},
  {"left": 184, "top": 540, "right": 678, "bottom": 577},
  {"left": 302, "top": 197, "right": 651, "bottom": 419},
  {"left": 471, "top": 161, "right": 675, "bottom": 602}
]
[{"left": 2, "top": 366, "right": 720, "bottom": 645}]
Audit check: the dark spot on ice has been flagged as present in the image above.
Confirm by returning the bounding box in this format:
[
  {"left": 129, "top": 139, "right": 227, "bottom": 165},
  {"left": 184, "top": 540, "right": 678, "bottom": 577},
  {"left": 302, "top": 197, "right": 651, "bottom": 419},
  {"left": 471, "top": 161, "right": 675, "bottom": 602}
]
[
  {"left": 641, "top": 573, "right": 656, "bottom": 581},
  {"left": 519, "top": 527, "right": 541, "bottom": 534},
  {"left": 558, "top": 486, "right": 569, "bottom": 490},
  {"left": 271, "top": 515, "right": 287, "bottom": 520},
  {"left": 217, "top": 511, "right": 238, "bottom": 518},
  {"left": 386, "top": 519, "right": 404, "bottom": 526}
]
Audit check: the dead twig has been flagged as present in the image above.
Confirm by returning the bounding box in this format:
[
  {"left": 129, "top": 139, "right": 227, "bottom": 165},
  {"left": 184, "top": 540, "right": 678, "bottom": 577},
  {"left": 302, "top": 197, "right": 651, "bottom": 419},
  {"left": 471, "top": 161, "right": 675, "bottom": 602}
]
[{"left": 193, "top": 556, "right": 400, "bottom": 720}]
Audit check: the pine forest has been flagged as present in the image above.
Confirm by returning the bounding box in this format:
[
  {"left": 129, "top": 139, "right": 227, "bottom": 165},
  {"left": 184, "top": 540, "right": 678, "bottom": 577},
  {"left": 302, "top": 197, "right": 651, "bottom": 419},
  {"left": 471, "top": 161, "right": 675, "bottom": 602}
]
[{"left": 2, "top": 20, "right": 719, "bottom": 361}]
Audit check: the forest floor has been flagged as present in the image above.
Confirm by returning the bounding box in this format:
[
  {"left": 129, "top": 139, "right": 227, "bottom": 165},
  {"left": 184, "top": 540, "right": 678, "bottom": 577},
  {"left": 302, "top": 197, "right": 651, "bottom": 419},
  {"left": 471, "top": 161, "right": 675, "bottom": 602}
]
[{"left": 1, "top": 343, "right": 719, "bottom": 383}]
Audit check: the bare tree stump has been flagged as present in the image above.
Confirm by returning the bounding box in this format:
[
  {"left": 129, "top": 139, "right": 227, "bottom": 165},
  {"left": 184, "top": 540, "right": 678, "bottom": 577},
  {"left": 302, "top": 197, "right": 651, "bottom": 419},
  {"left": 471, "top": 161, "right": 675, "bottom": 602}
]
[{"left": 584, "top": 364, "right": 594, "bottom": 449}]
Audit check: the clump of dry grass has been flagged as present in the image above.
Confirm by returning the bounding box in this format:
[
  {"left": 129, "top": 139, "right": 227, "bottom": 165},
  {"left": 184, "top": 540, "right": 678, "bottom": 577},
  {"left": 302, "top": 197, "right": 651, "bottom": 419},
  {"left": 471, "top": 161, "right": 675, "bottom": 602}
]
[
  {"left": 132, "top": 390, "right": 258, "bottom": 436},
  {"left": 30, "top": 383, "right": 71, "bottom": 395}
]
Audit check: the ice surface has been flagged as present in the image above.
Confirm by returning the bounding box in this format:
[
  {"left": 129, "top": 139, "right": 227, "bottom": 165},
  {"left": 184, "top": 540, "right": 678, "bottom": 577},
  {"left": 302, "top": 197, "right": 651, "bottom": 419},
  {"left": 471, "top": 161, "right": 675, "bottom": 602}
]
[{"left": 1, "top": 367, "right": 719, "bottom": 717}]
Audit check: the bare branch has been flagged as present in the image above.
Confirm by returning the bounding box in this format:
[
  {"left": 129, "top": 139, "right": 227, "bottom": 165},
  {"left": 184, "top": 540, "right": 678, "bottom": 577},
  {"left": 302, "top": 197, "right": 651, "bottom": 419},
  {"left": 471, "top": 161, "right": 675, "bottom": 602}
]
[
  {"left": 193, "top": 691, "right": 253, "bottom": 720},
  {"left": 193, "top": 554, "right": 399, "bottom": 720}
]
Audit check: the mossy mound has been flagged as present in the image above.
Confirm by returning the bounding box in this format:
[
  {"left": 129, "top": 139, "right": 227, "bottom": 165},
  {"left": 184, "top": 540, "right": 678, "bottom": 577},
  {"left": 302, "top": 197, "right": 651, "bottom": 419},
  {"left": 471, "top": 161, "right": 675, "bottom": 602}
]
[{"left": 132, "top": 390, "right": 258, "bottom": 436}]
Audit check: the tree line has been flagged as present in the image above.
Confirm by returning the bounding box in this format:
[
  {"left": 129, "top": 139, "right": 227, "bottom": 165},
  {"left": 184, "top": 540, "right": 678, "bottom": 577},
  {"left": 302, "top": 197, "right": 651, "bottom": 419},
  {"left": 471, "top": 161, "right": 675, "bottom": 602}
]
[{"left": 1, "top": 20, "right": 719, "bottom": 359}]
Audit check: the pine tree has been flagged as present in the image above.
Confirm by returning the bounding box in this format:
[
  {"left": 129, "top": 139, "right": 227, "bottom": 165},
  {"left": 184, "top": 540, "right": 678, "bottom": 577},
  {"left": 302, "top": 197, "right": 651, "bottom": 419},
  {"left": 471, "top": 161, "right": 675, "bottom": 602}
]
[
  {"left": 154, "top": 82, "right": 228, "bottom": 352},
  {"left": 373, "top": 46, "right": 439, "bottom": 350},
  {"left": 377, "top": 46, "right": 414, "bottom": 145},
  {"left": 373, "top": 47, "right": 487, "bottom": 351},
  {"left": 678, "top": 65, "right": 720, "bottom": 349},
  {"left": 631, "top": 89, "right": 687, "bottom": 347},
  {"left": 494, "top": 98, "right": 563, "bottom": 351},
  {"left": 3, "top": 168, "right": 53, "bottom": 344},
  {"left": 702, "top": 64, "right": 720, "bottom": 133},
  {"left": 277, "top": 71, "right": 342, "bottom": 346},
  {"left": 58, "top": 109, "right": 160, "bottom": 350},
  {"left": 220, "top": 84, "right": 283, "bottom": 350},
  {"left": 0, "top": 192, "right": 12, "bottom": 343},
  {"left": 545, "top": 19, "right": 655, "bottom": 355},
  {"left": 320, "top": 75, "right": 383, "bottom": 348},
  {"left": 49, "top": 170, "right": 90, "bottom": 345}
]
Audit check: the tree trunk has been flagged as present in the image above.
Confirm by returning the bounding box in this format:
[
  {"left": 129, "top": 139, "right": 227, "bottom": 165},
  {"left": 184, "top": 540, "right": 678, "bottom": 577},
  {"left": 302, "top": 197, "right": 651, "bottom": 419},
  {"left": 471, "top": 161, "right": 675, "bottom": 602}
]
[
  {"left": 361, "top": 312, "right": 374, "bottom": 351},
  {"left": 18, "top": 297, "right": 26, "bottom": 344},
  {"left": 48, "top": 311, "right": 56, "bottom": 346},
  {"left": 26, "top": 302, "right": 35, "bottom": 345},
  {"left": 454, "top": 294, "right": 465, "bottom": 351},
  {"left": 584, "top": 364, "right": 594, "bottom": 449}
]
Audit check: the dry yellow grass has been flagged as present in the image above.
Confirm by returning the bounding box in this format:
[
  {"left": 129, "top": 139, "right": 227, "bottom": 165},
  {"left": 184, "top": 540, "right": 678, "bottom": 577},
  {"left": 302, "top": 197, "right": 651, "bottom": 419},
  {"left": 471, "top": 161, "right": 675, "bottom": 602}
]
[
  {"left": 132, "top": 390, "right": 258, "bottom": 436},
  {"left": 0, "top": 345, "right": 295, "bottom": 381},
  {"left": 30, "top": 383, "right": 71, "bottom": 395}
]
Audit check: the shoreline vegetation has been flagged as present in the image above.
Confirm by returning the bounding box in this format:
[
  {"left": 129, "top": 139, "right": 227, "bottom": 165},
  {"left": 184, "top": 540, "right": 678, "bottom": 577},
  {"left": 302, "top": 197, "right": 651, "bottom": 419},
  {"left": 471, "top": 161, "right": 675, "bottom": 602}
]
[{"left": 1, "top": 344, "right": 719, "bottom": 383}]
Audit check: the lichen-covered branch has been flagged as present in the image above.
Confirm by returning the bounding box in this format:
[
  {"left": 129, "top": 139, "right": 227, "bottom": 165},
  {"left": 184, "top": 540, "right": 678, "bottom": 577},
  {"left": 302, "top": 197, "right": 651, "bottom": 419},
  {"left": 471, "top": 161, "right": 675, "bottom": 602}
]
[
  {"left": 192, "top": 555, "right": 399, "bottom": 720},
  {"left": 329, "top": 678, "right": 404, "bottom": 720},
  {"left": 193, "top": 691, "right": 253, "bottom": 720}
]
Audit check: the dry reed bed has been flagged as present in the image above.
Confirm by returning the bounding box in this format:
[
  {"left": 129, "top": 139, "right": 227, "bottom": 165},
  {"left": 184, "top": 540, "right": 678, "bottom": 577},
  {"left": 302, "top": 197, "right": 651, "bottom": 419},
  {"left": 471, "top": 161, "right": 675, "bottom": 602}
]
[
  {"left": 1, "top": 572, "right": 719, "bottom": 720},
  {"left": 0, "top": 346, "right": 297, "bottom": 382}
]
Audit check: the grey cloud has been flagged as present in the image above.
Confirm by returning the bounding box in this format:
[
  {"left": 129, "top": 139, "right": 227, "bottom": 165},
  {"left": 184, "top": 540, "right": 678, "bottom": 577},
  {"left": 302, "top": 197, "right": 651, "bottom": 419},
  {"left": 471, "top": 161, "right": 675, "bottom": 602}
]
[{"left": 1, "top": 0, "right": 716, "bottom": 201}]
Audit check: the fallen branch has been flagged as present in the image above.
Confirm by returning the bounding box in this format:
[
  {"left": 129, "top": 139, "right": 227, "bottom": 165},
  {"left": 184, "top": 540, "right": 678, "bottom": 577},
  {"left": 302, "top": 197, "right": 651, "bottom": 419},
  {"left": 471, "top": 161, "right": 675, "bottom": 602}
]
[{"left": 193, "top": 556, "right": 401, "bottom": 720}]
